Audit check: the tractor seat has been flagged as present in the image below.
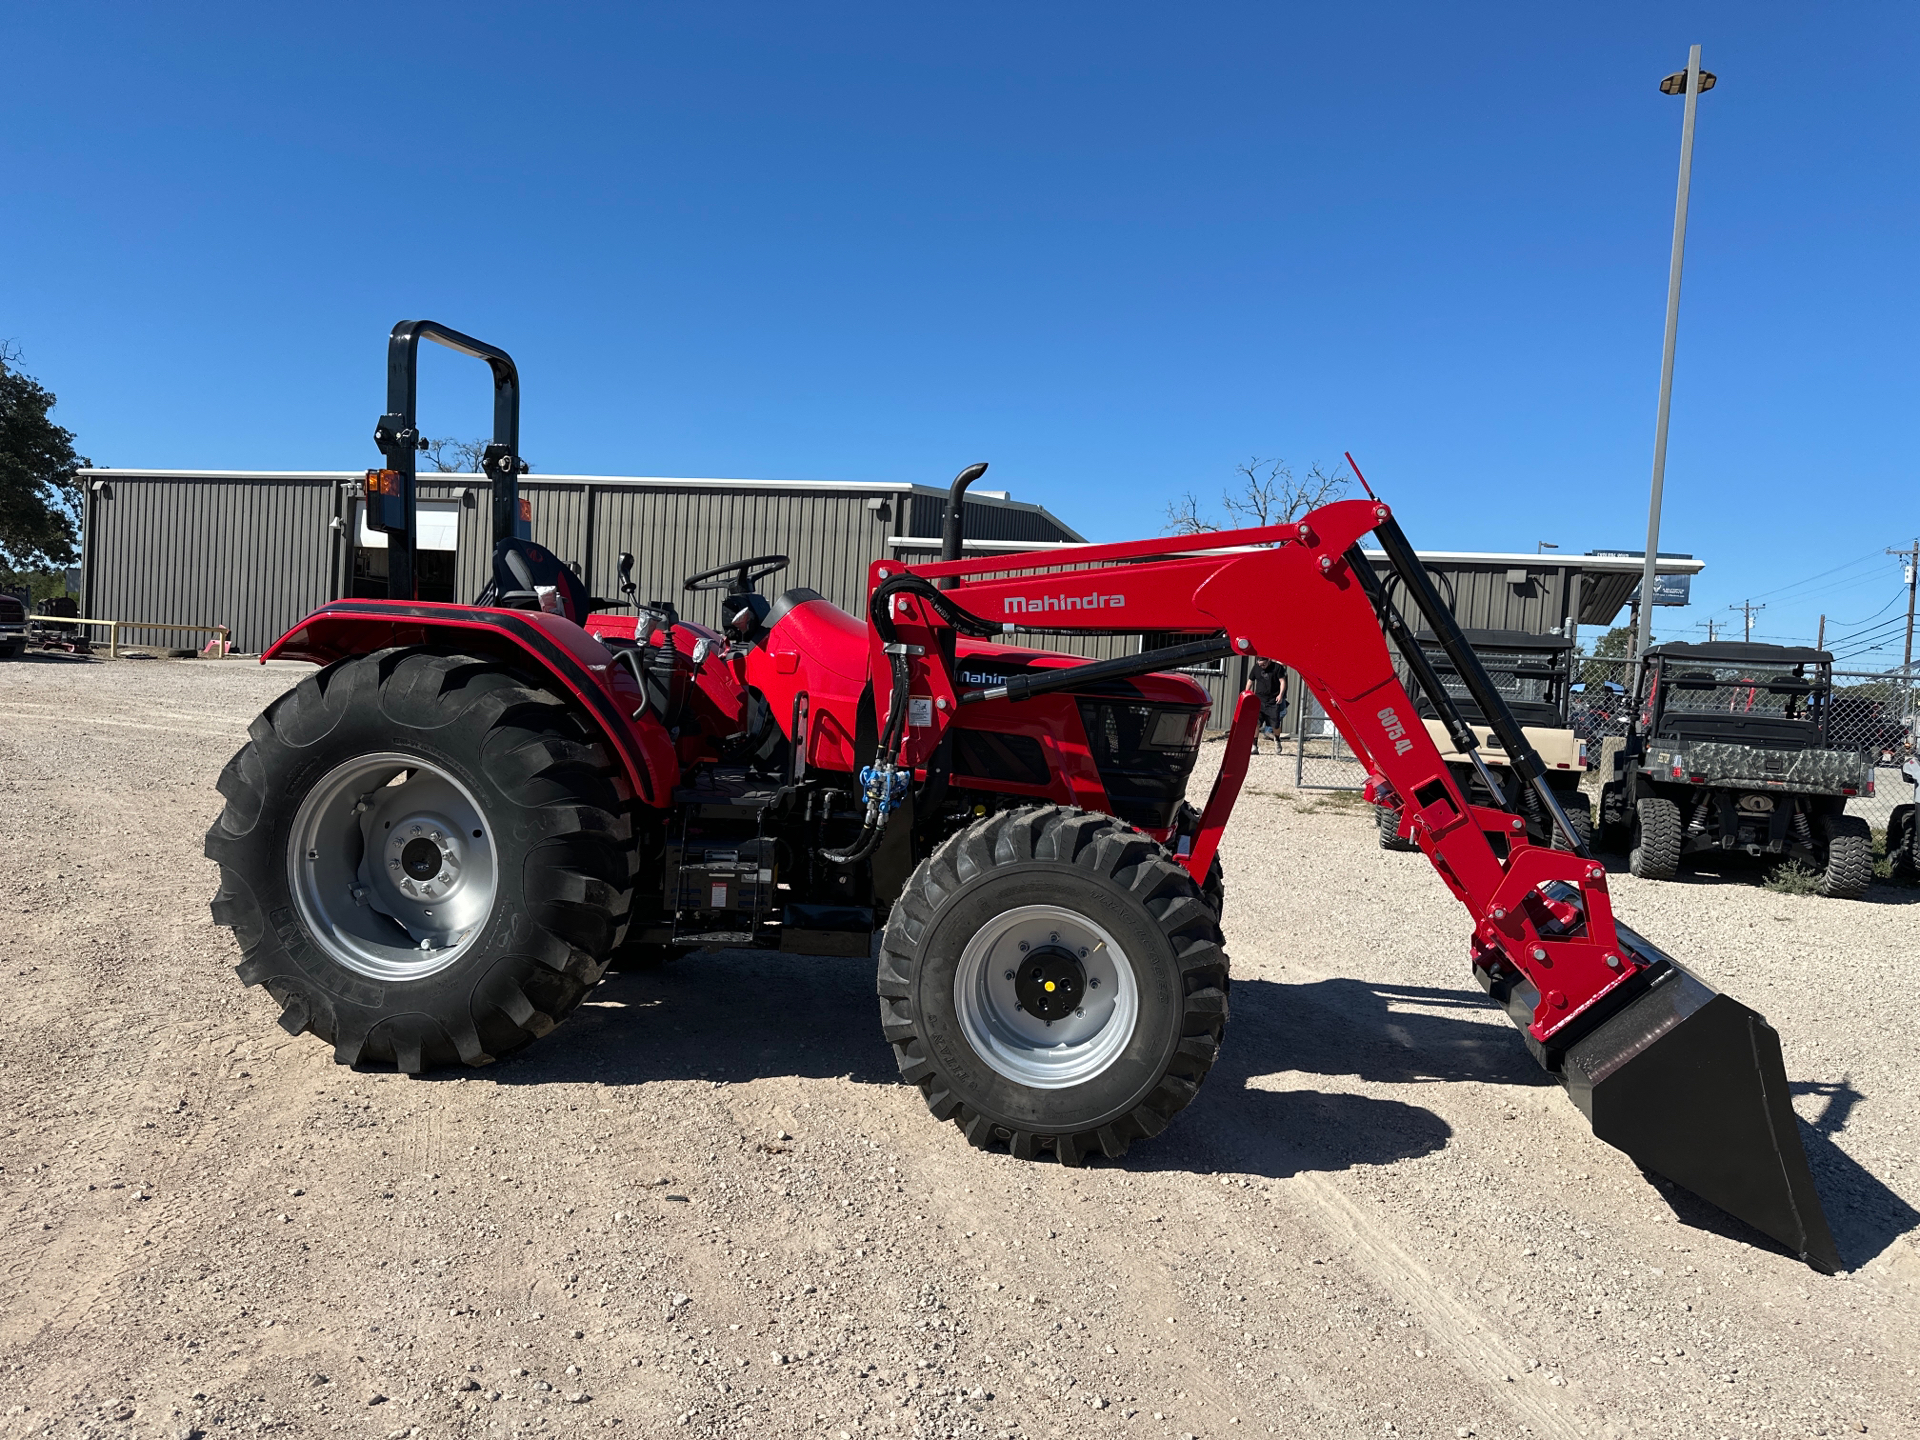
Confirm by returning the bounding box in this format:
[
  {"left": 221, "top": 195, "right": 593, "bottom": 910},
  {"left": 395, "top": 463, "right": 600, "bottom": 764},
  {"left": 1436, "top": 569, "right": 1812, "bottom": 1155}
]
[{"left": 480, "top": 538, "right": 591, "bottom": 623}]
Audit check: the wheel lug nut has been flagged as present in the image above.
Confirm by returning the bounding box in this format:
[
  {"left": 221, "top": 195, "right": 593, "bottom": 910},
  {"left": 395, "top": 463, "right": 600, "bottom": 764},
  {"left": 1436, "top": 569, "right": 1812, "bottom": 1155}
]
[
  {"left": 1088, "top": 978, "right": 1100, "bottom": 989},
  {"left": 1075, "top": 1008, "right": 1084, "bottom": 1017},
  {"left": 1078, "top": 947, "right": 1087, "bottom": 958},
  {"left": 1049, "top": 933, "right": 1058, "bottom": 942},
  {"left": 1003, "top": 970, "right": 1014, "bottom": 981},
  {"left": 1018, "top": 941, "right": 1029, "bottom": 952}
]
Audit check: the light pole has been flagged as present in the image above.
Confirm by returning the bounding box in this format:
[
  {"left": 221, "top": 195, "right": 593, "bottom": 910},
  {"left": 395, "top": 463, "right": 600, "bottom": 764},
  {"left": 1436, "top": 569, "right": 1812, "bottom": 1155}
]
[{"left": 1634, "top": 46, "right": 1717, "bottom": 676}]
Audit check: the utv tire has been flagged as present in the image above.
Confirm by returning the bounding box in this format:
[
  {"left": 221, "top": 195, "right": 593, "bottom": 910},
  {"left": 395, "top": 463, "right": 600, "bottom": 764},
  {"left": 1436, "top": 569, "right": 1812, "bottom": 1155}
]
[
  {"left": 1552, "top": 792, "right": 1595, "bottom": 852},
  {"left": 1376, "top": 802, "right": 1417, "bottom": 851},
  {"left": 1628, "top": 797, "right": 1682, "bottom": 880},
  {"left": 877, "top": 806, "right": 1229, "bottom": 1165},
  {"left": 1890, "top": 804, "right": 1917, "bottom": 884},
  {"left": 1815, "top": 813, "right": 1873, "bottom": 900},
  {"left": 204, "top": 648, "right": 632, "bottom": 1072}
]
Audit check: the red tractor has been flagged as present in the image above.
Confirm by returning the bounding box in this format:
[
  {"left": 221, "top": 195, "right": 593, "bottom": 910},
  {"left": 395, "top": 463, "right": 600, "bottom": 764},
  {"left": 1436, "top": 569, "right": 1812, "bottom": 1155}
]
[{"left": 206, "top": 323, "right": 1840, "bottom": 1269}]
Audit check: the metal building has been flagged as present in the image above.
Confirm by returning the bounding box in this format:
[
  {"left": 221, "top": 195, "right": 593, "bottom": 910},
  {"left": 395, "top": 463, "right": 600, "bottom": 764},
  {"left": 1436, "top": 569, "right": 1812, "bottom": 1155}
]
[
  {"left": 76, "top": 468, "right": 1703, "bottom": 730},
  {"left": 76, "top": 469, "right": 1084, "bottom": 654}
]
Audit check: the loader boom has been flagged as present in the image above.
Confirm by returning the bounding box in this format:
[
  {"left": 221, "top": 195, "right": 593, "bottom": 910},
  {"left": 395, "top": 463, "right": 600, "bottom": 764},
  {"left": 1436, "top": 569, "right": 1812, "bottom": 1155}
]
[
  {"left": 866, "top": 499, "right": 1627, "bottom": 1051},
  {"left": 860, "top": 497, "right": 1839, "bottom": 1268}
]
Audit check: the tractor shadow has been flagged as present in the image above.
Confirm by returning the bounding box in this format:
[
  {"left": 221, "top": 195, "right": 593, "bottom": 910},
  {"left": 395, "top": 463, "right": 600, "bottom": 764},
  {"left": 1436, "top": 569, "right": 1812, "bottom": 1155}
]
[
  {"left": 473, "top": 956, "right": 1534, "bottom": 1183},
  {"left": 1131, "top": 975, "right": 1541, "bottom": 1181},
  {"left": 1647, "top": 1078, "right": 1920, "bottom": 1272}
]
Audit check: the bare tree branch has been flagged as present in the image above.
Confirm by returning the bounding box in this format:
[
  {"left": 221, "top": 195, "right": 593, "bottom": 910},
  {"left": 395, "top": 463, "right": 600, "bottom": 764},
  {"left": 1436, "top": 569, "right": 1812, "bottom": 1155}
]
[
  {"left": 423, "top": 438, "right": 490, "bottom": 473},
  {"left": 1222, "top": 457, "right": 1352, "bottom": 527},
  {"left": 1162, "top": 491, "right": 1219, "bottom": 535}
]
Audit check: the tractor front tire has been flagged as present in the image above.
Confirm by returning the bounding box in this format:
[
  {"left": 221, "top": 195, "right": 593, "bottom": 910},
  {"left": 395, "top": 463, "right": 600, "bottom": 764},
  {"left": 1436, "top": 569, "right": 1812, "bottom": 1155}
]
[
  {"left": 1629, "top": 796, "right": 1682, "bottom": 880},
  {"left": 204, "top": 648, "right": 631, "bottom": 1072},
  {"left": 1815, "top": 813, "right": 1873, "bottom": 900},
  {"left": 877, "top": 806, "right": 1229, "bottom": 1165}
]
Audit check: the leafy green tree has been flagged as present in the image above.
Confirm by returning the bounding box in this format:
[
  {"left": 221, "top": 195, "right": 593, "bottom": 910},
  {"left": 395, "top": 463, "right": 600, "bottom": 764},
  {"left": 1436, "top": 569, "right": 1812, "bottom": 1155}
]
[
  {"left": 1579, "top": 624, "right": 1641, "bottom": 689},
  {"left": 0, "top": 345, "right": 90, "bottom": 576}
]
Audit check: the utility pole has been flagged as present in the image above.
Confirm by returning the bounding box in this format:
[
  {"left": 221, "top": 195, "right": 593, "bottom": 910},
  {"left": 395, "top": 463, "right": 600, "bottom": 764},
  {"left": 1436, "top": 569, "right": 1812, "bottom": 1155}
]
[
  {"left": 1635, "top": 46, "right": 1715, "bottom": 687},
  {"left": 1729, "top": 599, "right": 1765, "bottom": 642},
  {"left": 1817, "top": 614, "right": 1826, "bottom": 650},
  {"left": 1695, "top": 617, "right": 1718, "bottom": 642},
  {"left": 1890, "top": 540, "right": 1919, "bottom": 739},
  {"left": 1888, "top": 539, "right": 1919, "bottom": 673}
]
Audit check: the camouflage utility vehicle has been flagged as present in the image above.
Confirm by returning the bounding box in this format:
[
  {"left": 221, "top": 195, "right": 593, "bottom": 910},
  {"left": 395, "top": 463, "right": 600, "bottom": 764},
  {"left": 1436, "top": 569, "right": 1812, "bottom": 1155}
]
[
  {"left": 1376, "top": 629, "right": 1591, "bottom": 852},
  {"left": 1599, "top": 641, "right": 1875, "bottom": 898}
]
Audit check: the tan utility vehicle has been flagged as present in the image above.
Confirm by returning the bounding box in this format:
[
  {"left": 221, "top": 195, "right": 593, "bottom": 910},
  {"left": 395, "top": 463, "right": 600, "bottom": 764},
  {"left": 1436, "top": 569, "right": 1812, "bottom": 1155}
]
[{"left": 1377, "top": 629, "right": 1590, "bottom": 850}]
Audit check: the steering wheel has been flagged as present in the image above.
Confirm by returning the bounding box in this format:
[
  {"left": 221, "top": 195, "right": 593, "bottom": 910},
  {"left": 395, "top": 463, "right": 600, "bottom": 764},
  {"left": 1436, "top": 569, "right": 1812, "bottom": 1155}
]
[{"left": 683, "top": 554, "right": 789, "bottom": 593}]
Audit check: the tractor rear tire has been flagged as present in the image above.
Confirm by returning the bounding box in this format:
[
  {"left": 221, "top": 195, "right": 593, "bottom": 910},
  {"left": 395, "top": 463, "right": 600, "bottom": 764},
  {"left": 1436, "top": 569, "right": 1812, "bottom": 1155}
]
[
  {"left": 1629, "top": 796, "right": 1682, "bottom": 881},
  {"left": 1816, "top": 813, "right": 1873, "bottom": 900},
  {"left": 877, "top": 806, "right": 1229, "bottom": 1165},
  {"left": 203, "top": 648, "right": 632, "bottom": 1072},
  {"left": 1376, "top": 802, "right": 1417, "bottom": 851}
]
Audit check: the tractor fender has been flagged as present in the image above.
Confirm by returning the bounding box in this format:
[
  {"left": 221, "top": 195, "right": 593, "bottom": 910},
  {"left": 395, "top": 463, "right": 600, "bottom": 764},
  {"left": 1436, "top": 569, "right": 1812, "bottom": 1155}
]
[{"left": 261, "top": 600, "right": 680, "bottom": 808}]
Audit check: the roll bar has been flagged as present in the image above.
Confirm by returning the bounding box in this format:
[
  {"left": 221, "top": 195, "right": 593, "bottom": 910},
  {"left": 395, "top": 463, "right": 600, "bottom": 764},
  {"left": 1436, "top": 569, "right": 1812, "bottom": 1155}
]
[{"left": 365, "top": 321, "right": 522, "bottom": 601}]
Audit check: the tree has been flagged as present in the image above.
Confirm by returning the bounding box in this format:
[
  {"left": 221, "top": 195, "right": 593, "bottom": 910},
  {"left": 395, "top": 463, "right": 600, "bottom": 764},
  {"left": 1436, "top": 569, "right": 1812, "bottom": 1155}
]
[
  {"left": 424, "top": 437, "right": 488, "bottom": 473},
  {"left": 1161, "top": 456, "right": 1352, "bottom": 535},
  {"left": 0, "top": 344, "right": 90, "bottom": 574},
  {"left": 424, "top": 437, "right": 534, "bottom": 473},
  {"left": 1223, "top": 457, "right": 1351, "bottom": 527},
  {"left": 1162, "top": 491, "right": 1218, "bottom": 535},
  {"left": 1579, "top": 624, "right": 1641, "bottom": 689}
]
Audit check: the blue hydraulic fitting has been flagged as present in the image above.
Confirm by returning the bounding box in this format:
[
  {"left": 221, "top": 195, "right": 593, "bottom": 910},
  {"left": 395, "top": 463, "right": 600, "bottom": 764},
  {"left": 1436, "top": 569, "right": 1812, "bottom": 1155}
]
[{"left": 858, "top": 764, "right": 911, "bottom": 814}]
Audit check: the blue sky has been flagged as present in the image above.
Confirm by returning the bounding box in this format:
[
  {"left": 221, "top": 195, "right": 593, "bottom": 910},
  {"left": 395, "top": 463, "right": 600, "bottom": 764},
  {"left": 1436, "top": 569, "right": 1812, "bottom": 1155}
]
[{"left": 4, "top": 4, "right": 1914, "bottom": 661}]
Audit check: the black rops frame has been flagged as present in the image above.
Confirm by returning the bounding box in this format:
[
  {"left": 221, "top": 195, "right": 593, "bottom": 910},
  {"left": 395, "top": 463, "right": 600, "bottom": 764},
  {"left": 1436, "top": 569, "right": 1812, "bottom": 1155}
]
[{"left": 366, "top": 320, "right": 523, "bottom": 602}]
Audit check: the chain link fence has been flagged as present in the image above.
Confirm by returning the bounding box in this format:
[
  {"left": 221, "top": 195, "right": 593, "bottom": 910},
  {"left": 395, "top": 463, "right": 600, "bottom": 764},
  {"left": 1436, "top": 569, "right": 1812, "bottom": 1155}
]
[{"left": 1292, "top": 690, "right": 1368, "bottom": 791}]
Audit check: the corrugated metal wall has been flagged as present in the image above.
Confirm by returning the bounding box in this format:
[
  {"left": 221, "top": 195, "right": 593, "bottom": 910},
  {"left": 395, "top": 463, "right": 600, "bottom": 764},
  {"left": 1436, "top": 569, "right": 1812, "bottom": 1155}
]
[
  {"left": 576, "top": 484, "right": 897, "bottom": 625},
  {"left": 906, "top": 494, "right": 1083, "bottom": 544},
  {"left": 1376, "top": 560, "right": 1574, "bottom": 636},
  {"left": 83, "top": 474, "right": 343, "bottom": 654}
]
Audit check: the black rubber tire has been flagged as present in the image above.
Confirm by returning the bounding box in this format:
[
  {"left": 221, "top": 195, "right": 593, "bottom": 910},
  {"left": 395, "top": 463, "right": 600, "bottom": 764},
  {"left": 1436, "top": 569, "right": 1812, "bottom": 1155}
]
[
  {"left": 1816, "top": 813, "right": 1874, "bottom": 900},
  {"left": 1629, "top": 796, "right": 1682, "bottom": 881},
  {"left": 1890, "top": 805, "right": 1918, "bottom": 884},
  {"left": 204, "top": 648, "right": 632, "bottom": 1072},
  {"left": 1376, "top": 802, "right": 1417, "bottom": 851},
  {"left": 1553, "top": 792, "right": 1594, "bottom": 852},
  {"left": 1201, "top": 853, "right": 1226, "bottom": 923},
  {"left": 876, "top": 806, "right": 1229, "bottom": 1165},
  {"left": 0, "top": 643, "right": 20, "bottom": 660}
]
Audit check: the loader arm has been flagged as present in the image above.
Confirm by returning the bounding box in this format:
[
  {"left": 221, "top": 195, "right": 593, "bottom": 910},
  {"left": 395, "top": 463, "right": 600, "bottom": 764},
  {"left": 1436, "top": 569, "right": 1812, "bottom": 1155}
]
[
  {"left": 867, "top": 498, "right": 1618, "bottom": 1052},
  {"left": 860, "top": 496, "right": 1841, "bottom": 1270}
]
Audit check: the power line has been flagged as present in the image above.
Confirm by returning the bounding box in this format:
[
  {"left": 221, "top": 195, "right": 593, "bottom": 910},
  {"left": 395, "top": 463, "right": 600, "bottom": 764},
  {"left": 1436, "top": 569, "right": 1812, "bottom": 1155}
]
[
  {"left": 1737, "top": 547, "right": 1887, "bottom": 603},
  {"left": 1826, "top": 588, "right": 1905, "bottom": 629},
  {"left": 1728, "top": 599, "right": 1765, "bottom": 641}
]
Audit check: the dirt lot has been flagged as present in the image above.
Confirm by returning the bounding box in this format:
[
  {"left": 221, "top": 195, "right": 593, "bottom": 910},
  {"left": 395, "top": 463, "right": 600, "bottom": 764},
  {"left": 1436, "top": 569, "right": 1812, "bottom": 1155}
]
[{"left": 2, "top": 655, "right": 1917, "bottom": 1440}]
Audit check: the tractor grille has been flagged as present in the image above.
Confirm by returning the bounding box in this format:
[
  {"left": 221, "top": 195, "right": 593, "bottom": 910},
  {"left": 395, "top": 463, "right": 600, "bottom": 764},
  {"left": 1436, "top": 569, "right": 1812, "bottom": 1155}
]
[
  {"left": 951, "top": 729, "right": 1052, "bottom": 787},
  {"left": 0, "top": 595, "right": 25, "bottom": 624},
  {"left": 1076, "top": 700, "right": 1206, "bottom": 829}
]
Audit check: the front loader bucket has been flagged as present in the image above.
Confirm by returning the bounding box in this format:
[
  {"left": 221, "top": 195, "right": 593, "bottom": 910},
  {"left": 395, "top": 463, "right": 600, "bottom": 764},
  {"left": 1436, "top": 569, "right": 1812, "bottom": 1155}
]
[{"left": 1558, "top": 925, "right": 1840, "bottom": 1272}]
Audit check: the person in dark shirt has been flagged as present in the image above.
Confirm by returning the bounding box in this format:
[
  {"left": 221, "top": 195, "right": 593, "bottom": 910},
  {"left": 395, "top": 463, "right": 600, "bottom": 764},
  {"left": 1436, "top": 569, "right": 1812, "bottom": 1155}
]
[{"left": 1247, "top": 656, "right": 1288, "bottom": 754}]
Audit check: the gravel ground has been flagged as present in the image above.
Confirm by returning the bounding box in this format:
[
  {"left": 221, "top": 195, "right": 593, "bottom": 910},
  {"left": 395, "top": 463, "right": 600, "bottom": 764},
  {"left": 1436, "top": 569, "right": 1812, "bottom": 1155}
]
[{"left": 1, "top": 654, "right": 1916, "bottom": 1440}]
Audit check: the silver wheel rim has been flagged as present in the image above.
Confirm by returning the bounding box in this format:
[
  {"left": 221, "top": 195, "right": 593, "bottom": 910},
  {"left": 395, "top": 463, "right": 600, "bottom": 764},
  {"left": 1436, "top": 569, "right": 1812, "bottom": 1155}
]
[
  {"left": 288, "top": 752, "right": 497, "bottom": 982},
  {"left": 952, "top": 904, "right": 1139, "bottom": 1090}
]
